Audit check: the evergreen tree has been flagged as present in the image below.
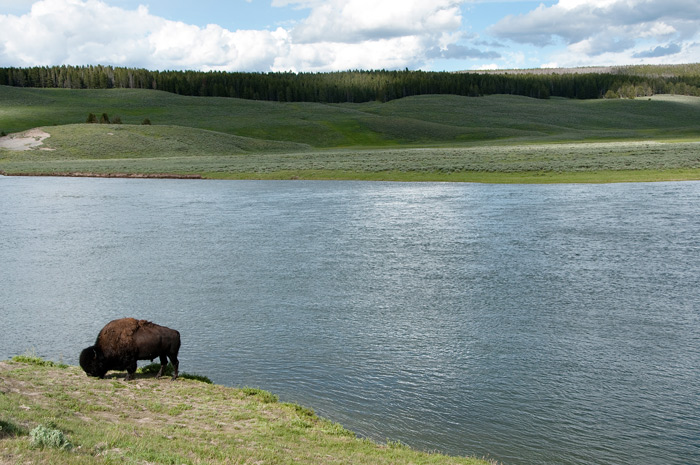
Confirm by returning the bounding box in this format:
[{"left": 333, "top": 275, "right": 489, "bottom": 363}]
[{"left": 3, "top": 64, "right": 700, "bottom": 103}]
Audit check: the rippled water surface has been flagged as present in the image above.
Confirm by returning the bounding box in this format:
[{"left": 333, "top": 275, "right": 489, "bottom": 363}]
[{"left": 1, "top": 177, "right": 699, "bottom": 464}]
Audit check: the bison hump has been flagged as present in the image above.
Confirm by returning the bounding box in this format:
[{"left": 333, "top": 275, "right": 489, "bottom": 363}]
[{"left": 96, "top": 318, "right": 151, "bottom": 356}]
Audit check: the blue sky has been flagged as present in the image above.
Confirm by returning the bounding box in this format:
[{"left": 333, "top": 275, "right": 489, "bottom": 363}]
[{"left": 1, "top": 0, "right": 698, "bottom": 72}]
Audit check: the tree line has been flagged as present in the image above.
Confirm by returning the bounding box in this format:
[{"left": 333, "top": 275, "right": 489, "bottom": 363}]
[{"left": 1, "top": 65, "right": 699, "bottom": 103}]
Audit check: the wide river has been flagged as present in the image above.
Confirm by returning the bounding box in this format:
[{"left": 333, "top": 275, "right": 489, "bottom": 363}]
[{"left": 1, "top": 176, "right": 698, "bottom": 464}]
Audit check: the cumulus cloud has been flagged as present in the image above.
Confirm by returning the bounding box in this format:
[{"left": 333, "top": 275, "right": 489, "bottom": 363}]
[
  {"left": 426, "top": 44, "right": 500, "bottom": 60},
  {"left": 288, "top": 0, "right": 463, "bottom": 43},
  {"left": 633, "top": 43, "right": 682, "bottom": 58},
  {"left": 0, "top": 0, "right": 289, "bottom": 70},
  {"left": 489, "top": 0, "right": 700, "bottom": 61},
  {"left": 279, "top": 0, "right": 474, "bottom": 70},
  {"left": 0, "top": 0, "right": 479, "bottom": 71},
  {"left": 277, "top": 36, "right": 431, "bottom": 71}
]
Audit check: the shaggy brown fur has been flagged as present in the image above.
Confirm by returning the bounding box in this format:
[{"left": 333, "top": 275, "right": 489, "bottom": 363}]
[{"left": 80, "top": 318, "right": 180, "bottom": 381}]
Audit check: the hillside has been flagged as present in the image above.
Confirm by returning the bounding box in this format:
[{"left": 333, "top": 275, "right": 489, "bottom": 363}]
[
  {"left": 464, "top": 63, "right": 700, "bottom": 77},
  {"left": 0, "top": 358, "right": 492, "bottom": 465},
  {"left": 3, "top": 85, "right": 700, "bottom": 144},
  {"left": 2, "top": 85, "right": 700, "bottom": 182}
]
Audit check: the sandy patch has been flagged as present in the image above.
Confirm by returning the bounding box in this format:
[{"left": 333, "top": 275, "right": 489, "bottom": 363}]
[{"left": 0, "top": 128, "right": 51, "bottom": 151}]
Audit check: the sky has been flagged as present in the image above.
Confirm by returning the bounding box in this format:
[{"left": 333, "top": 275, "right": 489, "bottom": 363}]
[{"left": 0, "top": 0, "right": 699, "bottom": 72}]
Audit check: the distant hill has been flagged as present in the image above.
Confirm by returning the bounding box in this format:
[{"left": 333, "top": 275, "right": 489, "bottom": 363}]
[
  {"left": 461, "top": 66, "right": 618, "bottom": 75},
  {"left": 2, "top": 85, "right": 700, "bottom": 183},
  {"left": 3, "top": 85, "right": 700, "bottom": 146},
  {"left": 464, "top": 63, "right": 700, "bottom": 78}
]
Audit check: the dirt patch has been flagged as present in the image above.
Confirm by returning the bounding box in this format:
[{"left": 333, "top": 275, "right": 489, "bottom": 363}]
[{"left": 0, "top": 128, "right": 51, "bottom": 151}]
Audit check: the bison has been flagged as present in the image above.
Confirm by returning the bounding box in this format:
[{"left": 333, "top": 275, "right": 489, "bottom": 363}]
[{"left": 79, "top": 318, "right": 180, "bottom": 381}]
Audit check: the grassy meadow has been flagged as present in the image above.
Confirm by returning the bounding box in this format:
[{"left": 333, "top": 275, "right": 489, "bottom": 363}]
[
  {"left": 0, "top": 357, "right": 493, "bottom": 465},
  {"left": 1, "top": 85, "right": 700, "bottom": 182}
]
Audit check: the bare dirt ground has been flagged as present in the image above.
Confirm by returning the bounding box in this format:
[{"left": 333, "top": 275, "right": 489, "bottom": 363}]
[{"left": 0, "top": 128, "right": 51, "bottom": 151}]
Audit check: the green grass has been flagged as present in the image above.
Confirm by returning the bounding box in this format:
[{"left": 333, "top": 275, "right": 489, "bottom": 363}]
[
  {"left": 11, "top": 352, "right": 69, "bottom": 369},
  {"left": 2, "top": 85, "right": 700, "bottom": 182},
  {"left": 4, "top": 139, "right": 699, "bottom": 182},
  {"left": 0, "top": 358, "right": 494, "bottom": 464}
]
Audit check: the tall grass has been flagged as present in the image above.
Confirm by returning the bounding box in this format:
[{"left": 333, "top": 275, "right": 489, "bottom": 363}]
[{"left": 3, "top": 137, "right": 700, "bottom": 182}]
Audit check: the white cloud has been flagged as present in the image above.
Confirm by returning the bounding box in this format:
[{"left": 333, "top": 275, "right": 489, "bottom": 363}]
[
  {"left": 0, "top": 0, "right": 290, "bottom": 70},
  {"left": 475, "top": 63, "right": 499, "bottom": 70},
  {"left": 489, "top": 0, "right": 700, "bottom": 63},
  {"left": 542, "top": 38, "right": 698, "bottom": 69},
  {"left": 557, "top": 0, "right": 618, "bottom": 10},
  {"left": 277, "top": 36, "right": 429, "bottom": 71},
  {"left": 278, "top": 0, "right": 470, "bottom": 70},
  {"left": 2, "top": 0, "right": 149, "bottom": 65},
  {"left": 0, "top": 0, "right": 473, "bottom": 71},
  {"left": 288, "top": 0, "right": 463, "bottom": 43}
]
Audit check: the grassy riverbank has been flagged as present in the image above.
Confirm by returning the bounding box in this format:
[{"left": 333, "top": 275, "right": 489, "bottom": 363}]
[
  {"left": 2, "top": 85, "right": 700, "bottom": 182},
  {"left": 0, "top": 358, "right": 493, "bottom": 465}
]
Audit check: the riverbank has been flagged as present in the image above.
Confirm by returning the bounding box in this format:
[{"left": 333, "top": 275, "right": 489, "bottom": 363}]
[
  {"left": 0, "top": 170, "right": 202, "bottom": 179},
  {"left": 4, "top": 167, "right": 700, "bottom": 183},
  {"left": 0, "top": 358, "right": 493, "bottom": 465}
]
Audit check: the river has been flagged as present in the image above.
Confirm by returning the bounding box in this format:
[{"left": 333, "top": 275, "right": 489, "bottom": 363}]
[{"left": 1, "top": 176, "right": 698, "bottom": 464}]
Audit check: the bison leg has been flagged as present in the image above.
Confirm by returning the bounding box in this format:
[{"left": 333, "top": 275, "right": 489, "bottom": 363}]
[
  {"left": 155, "top": 355, "right": 168, "bottom": 378},
  {"left": 169, "top": 355, "right": 179, "bottom": 381},
  {"left": 125, "top": 361, "right": 138, "bottom": 381}
]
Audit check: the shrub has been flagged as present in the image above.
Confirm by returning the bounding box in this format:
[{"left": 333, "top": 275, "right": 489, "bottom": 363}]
[
  {"left": 86, "top": 113, "right": 97, "bottom": 123},
  {"left": 112, "top": 115, "right": 122, "bottom": 124},
  {"left": 100, "top": 113, "right": 110, "bottom": 124},
  {"left": 286, "top": 403, "right": 315, "bottom": 418},
  {"left": 242, "top": 387, "right": 278, "bottom": 403},
  {"left": 0, "top": 420, "right": 26, "bottom": 438},
  {"left": 181, "top": 373, "right": 213, "bottom": 384},
  {"left": 138, "top": 362, "right": 172, "bottom": 376},
  {"left": 1, "top": 131, "right": 6, "bottom": 137},
  {"left": 12, "top": 354, "right": 68, "bottom": 368},
  {"left": 29, "top": 424, "right": 73, "bottom": 450},
  {"left": 141, "top": 118, "right": 151, "bottom": 125}
]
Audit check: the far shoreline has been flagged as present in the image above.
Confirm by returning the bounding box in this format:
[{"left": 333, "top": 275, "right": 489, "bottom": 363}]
[
  {"left": 0, "top": 170, "right": 202, "bottom": 179},
  {"left": 3, "top": 168, "right": 700, "bottom": 184}
]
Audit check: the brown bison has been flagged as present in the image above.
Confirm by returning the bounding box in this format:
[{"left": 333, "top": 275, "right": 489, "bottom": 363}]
[{"left": 79, "top": 318, "right": 180, "bottom": 381}]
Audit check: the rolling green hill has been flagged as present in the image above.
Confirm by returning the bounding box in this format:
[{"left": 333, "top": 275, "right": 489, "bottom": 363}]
[{"left": 2, "top": 85, "right": 700, "bottom": 182}]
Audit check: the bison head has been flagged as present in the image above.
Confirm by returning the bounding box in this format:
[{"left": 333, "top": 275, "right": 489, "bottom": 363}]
[{"left": 79, "top": 346, "right": 107, "bottom": 378}]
